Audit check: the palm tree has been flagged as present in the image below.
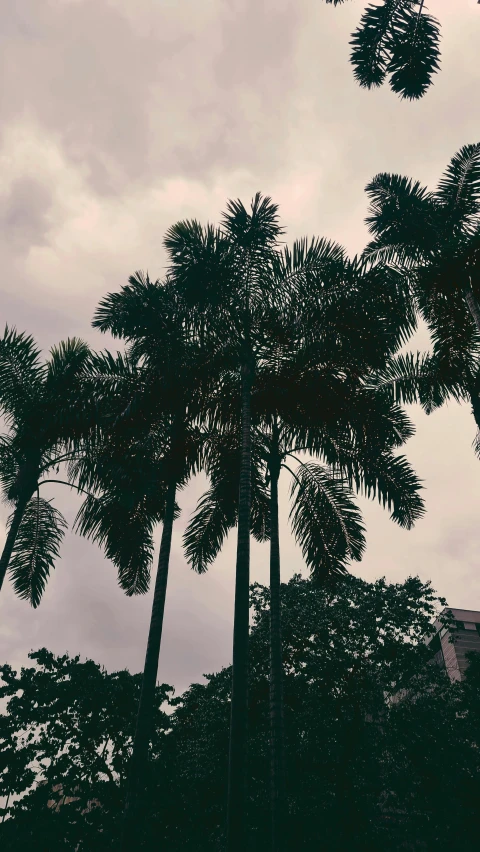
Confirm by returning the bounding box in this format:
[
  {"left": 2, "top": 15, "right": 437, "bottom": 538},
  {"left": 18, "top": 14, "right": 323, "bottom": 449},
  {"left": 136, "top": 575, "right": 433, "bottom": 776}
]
[
  {"left": 166, "top": 204, "right": 419, "bottom": 849},
  {"left": 362, "top": 142, "right": 480, "bottom": 441},
  {"left": 86, "top": 273, "right": 212, "bottom": 850},
  {"left": 165, "top": 204, "right": 393, "bottom": 849},
  {"left": 164, "top": 194, "right": 285, "bottom": 851},
  {"left": 182, "top": 259, "right": 423, "bottom": 850},
  {"left": 0, "top": 328, "right": 91, "bottom": 606},
  {"left": 71, "top": 351, "right": 174, "bottom": 597},
  {"left": 326, "top": 0, "right": 441, "bottom": 100},
  {"left": 184, "top": 394, "right": 423, "bottom": 852},
  {"left": 260, "top": 347, "right": 424, "bottom": 848}
]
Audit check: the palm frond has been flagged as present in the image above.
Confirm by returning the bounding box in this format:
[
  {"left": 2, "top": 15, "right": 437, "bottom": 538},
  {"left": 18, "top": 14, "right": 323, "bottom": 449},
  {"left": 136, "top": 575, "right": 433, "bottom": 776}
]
[
  {"left": 355, "top": 261, "right": 418, "bottom": 352},
  {"left": 92, "top": 273, "right": 195, "bottom": 368},
  {"left": 348, "top": 450, "right": 424, "bottom": 529},
  {"left": 349, "top": 387, "right": 416, "bottom": 449},
  {"left": 8, "top": 494, "right": 67, "bottom": 608},
  {"left": 350, "top": 1, "right": 440, "bottom": 100},
  {"left": 44, "top": 338, "right": 93, "bottom": 443},
  {"left": 74, "top": 492, "right": 163, "bottom": 596},
  {"left": 250, "top": 474, "right": 271, "bottom": 543},
  {"left": 0, "top": 326, "right": 44, "bottom": 426},
  {"left": 472, "top": 429, "right": 480, "bottom": 460},
  {"left": 222, "top": 192, "right": 283, "bottom": 250},
  {"left": 361, "top": 241, "right": 419, "bottom": 269},
  {"left": 93, "top": 271, "right": 163, "bottom": 338},
  {"left": 416, "top": 271, "right": 480, "bottom": 370},
  {"left": 387, "top": 3, "right": 441, "bottom": 100},
  {"left": 46, "top": 338, "right": 91, "bottom": 386},
  {"left": 435, "top": 143, "right": 480, "bottom": 229},
  {"left": 84, "top": 348, "right": 140, "bottom": 395},
  {"left": 367, "top": 352, "right": 464, "bottom": 412},
  {"left": 288, "top": 461, "right": 366, "bottom": 580},
  {"left": 349, "top": 1, "right": 393, "bottom": 90},
  {"left": 163, "top": 220, "right": 234, "bottom": 315},
  {"left": 0, "top": 435, "right": 19, "bottom": 503},
  {"left": 183, "top": 482, "right": 237, "bottom": 574},
  {"left": 73, "top": 349, "right": 149, "bottom": 448},
  {"left": 273, "top": 236, "right": 347, "bottom": 297},
  {"left": 183, "top": 422, "right": 270, "bottom": 571},
  {"left": 364, "top": 172, "right": 437, "bottom": 253}
]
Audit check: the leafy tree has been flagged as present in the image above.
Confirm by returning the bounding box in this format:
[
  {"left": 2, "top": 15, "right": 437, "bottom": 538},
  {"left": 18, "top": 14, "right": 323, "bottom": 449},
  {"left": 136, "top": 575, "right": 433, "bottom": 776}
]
[
  {"left": 0, "top": 649, "right": 172, "bottom": 850},
  {"left": 325, "top": 0, "right": 441, "bottom": 100},
  {"left": 379, "top": 653, "right": 480, "bottom": 847},
  {"left": 0, "top": 328, "right": 91, "bottom": 605},
  {"left": 5, "top": 575, "right": 477, "bottom": 851},
  {"left": 162, "top": 575, "right": 478, "bottom": 851}
]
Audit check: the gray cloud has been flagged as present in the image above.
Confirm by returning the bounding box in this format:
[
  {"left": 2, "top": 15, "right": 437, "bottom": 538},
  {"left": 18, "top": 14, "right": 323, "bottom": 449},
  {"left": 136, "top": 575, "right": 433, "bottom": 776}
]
[
  {"left": 0, "top": 177, "right": 52, "bottom": 253},
  {"left": 1, "top": 0, "right": 480, "bottom": 689}
]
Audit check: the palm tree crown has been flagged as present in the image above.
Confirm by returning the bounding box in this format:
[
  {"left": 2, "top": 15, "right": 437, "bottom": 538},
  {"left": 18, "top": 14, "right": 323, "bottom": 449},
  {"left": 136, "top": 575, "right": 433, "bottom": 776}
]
[
  {"left": 0, "top": 328, "right": 91, "bottom": 606},
  {"left": 363, "top": 142, "right": 480, "bottom": 445}
]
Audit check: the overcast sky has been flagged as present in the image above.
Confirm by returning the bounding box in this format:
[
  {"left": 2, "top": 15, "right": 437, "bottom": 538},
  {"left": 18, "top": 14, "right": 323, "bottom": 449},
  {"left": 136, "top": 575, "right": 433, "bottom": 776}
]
[{"left": 1, "top": 0, "right": 480, "bottom": 695}]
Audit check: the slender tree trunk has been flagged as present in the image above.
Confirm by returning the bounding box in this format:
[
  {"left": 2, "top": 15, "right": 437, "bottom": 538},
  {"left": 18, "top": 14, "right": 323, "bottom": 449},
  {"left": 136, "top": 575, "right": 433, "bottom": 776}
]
[
  {"left": 268, "top": 433, "right": 286, "bottom": 852},
  {"left": 465, "top": 282, "right": 480, "bottom": 335},
  {"left": 120, "top": 477, "right": 177, "bottom": 852},
  {"left": 226, "top": 360, "right": 253, "bottom": 852},
  {"left": 0, "top": 493, "right": 29, "bottom": 593}
]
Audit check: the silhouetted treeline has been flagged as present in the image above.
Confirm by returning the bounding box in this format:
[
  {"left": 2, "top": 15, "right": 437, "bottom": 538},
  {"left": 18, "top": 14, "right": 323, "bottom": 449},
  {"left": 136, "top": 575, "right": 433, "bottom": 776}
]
[{"left": 2, "top": 574, "right": 479, "bottom": 850}]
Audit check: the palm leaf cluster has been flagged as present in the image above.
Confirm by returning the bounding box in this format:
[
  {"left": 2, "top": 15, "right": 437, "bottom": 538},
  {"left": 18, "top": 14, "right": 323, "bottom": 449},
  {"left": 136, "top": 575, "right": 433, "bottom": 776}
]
[
  {"left": 325, "top": 0, "right": 441, "bottom": 99},
  {"left": 0, "top": 329, "right": 92, "bottom": 604},
  {"left": 8, "top": 496, "right": 67, "bottom": 609},
  {"left": 363, "top": 142, "right": 480, "bottom": 450}
]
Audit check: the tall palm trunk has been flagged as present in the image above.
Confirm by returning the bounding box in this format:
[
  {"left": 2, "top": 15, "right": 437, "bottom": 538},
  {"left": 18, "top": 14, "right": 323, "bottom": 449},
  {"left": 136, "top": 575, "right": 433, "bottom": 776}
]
[
  {"left": 227, "top": 360, "right": 253, "bottom": 852},
  {"left": 268, "top": 427, "right": 286, "bottom": 852},
  {"left": 0, "top": 493, "right": 30, "bottom": 593},
  {"left": 120, "top": 476, "right": 177, "bottom": 851}
]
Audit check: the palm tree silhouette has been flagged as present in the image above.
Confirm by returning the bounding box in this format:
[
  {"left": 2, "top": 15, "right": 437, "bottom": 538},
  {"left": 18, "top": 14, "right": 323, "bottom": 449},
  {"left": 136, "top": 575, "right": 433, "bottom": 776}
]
[
  {"left": 0, "top": 329, "right": 91, "bottom": 605},
  {"left": 165, "top": 197, "right": 376, "bottom": 850},
  {"left": 182, "top": 244, "right": 424, "bottom": 850},
  {"left": 363, "top": 142, "right": 480, "bottom": 443},
  {"left": 326, "top": 0, "right": 441, "bottom": 100},
  {"left": 86, "top": 273, "right": 212, "bottom": 850}
]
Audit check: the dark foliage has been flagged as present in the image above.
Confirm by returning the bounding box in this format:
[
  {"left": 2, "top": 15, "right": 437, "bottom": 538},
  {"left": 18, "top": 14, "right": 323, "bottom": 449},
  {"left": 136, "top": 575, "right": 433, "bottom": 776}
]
[
  {"left": 2, "top": 576, "right": 479, "bottom": 850},
  {"left": 325, "top": 0, "right": 441, "bottom": 100},
  {"left": 363, "top": 142, "right": 480, "bottom": 451},
  {"left": 0, "top": 329, "right": 92, "bottom": 604}
]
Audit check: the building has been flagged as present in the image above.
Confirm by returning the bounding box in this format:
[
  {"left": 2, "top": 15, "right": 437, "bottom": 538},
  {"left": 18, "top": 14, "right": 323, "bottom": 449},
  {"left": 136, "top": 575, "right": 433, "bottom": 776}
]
[{"left": 427, "top": 607, "right": 480, "bottom": 682}]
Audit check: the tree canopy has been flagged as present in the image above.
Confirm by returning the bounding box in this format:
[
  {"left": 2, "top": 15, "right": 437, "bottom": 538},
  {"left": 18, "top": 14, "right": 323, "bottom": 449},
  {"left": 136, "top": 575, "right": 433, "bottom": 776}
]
[{"left": 3, "top": 574, "right": 479, "bottom": 851}]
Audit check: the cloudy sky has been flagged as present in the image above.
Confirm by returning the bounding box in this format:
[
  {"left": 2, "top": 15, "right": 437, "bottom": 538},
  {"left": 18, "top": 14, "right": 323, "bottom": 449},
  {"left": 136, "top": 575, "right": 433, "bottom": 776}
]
[{"left": 1, "top": 0, "right": 480, "bottom": 694}]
